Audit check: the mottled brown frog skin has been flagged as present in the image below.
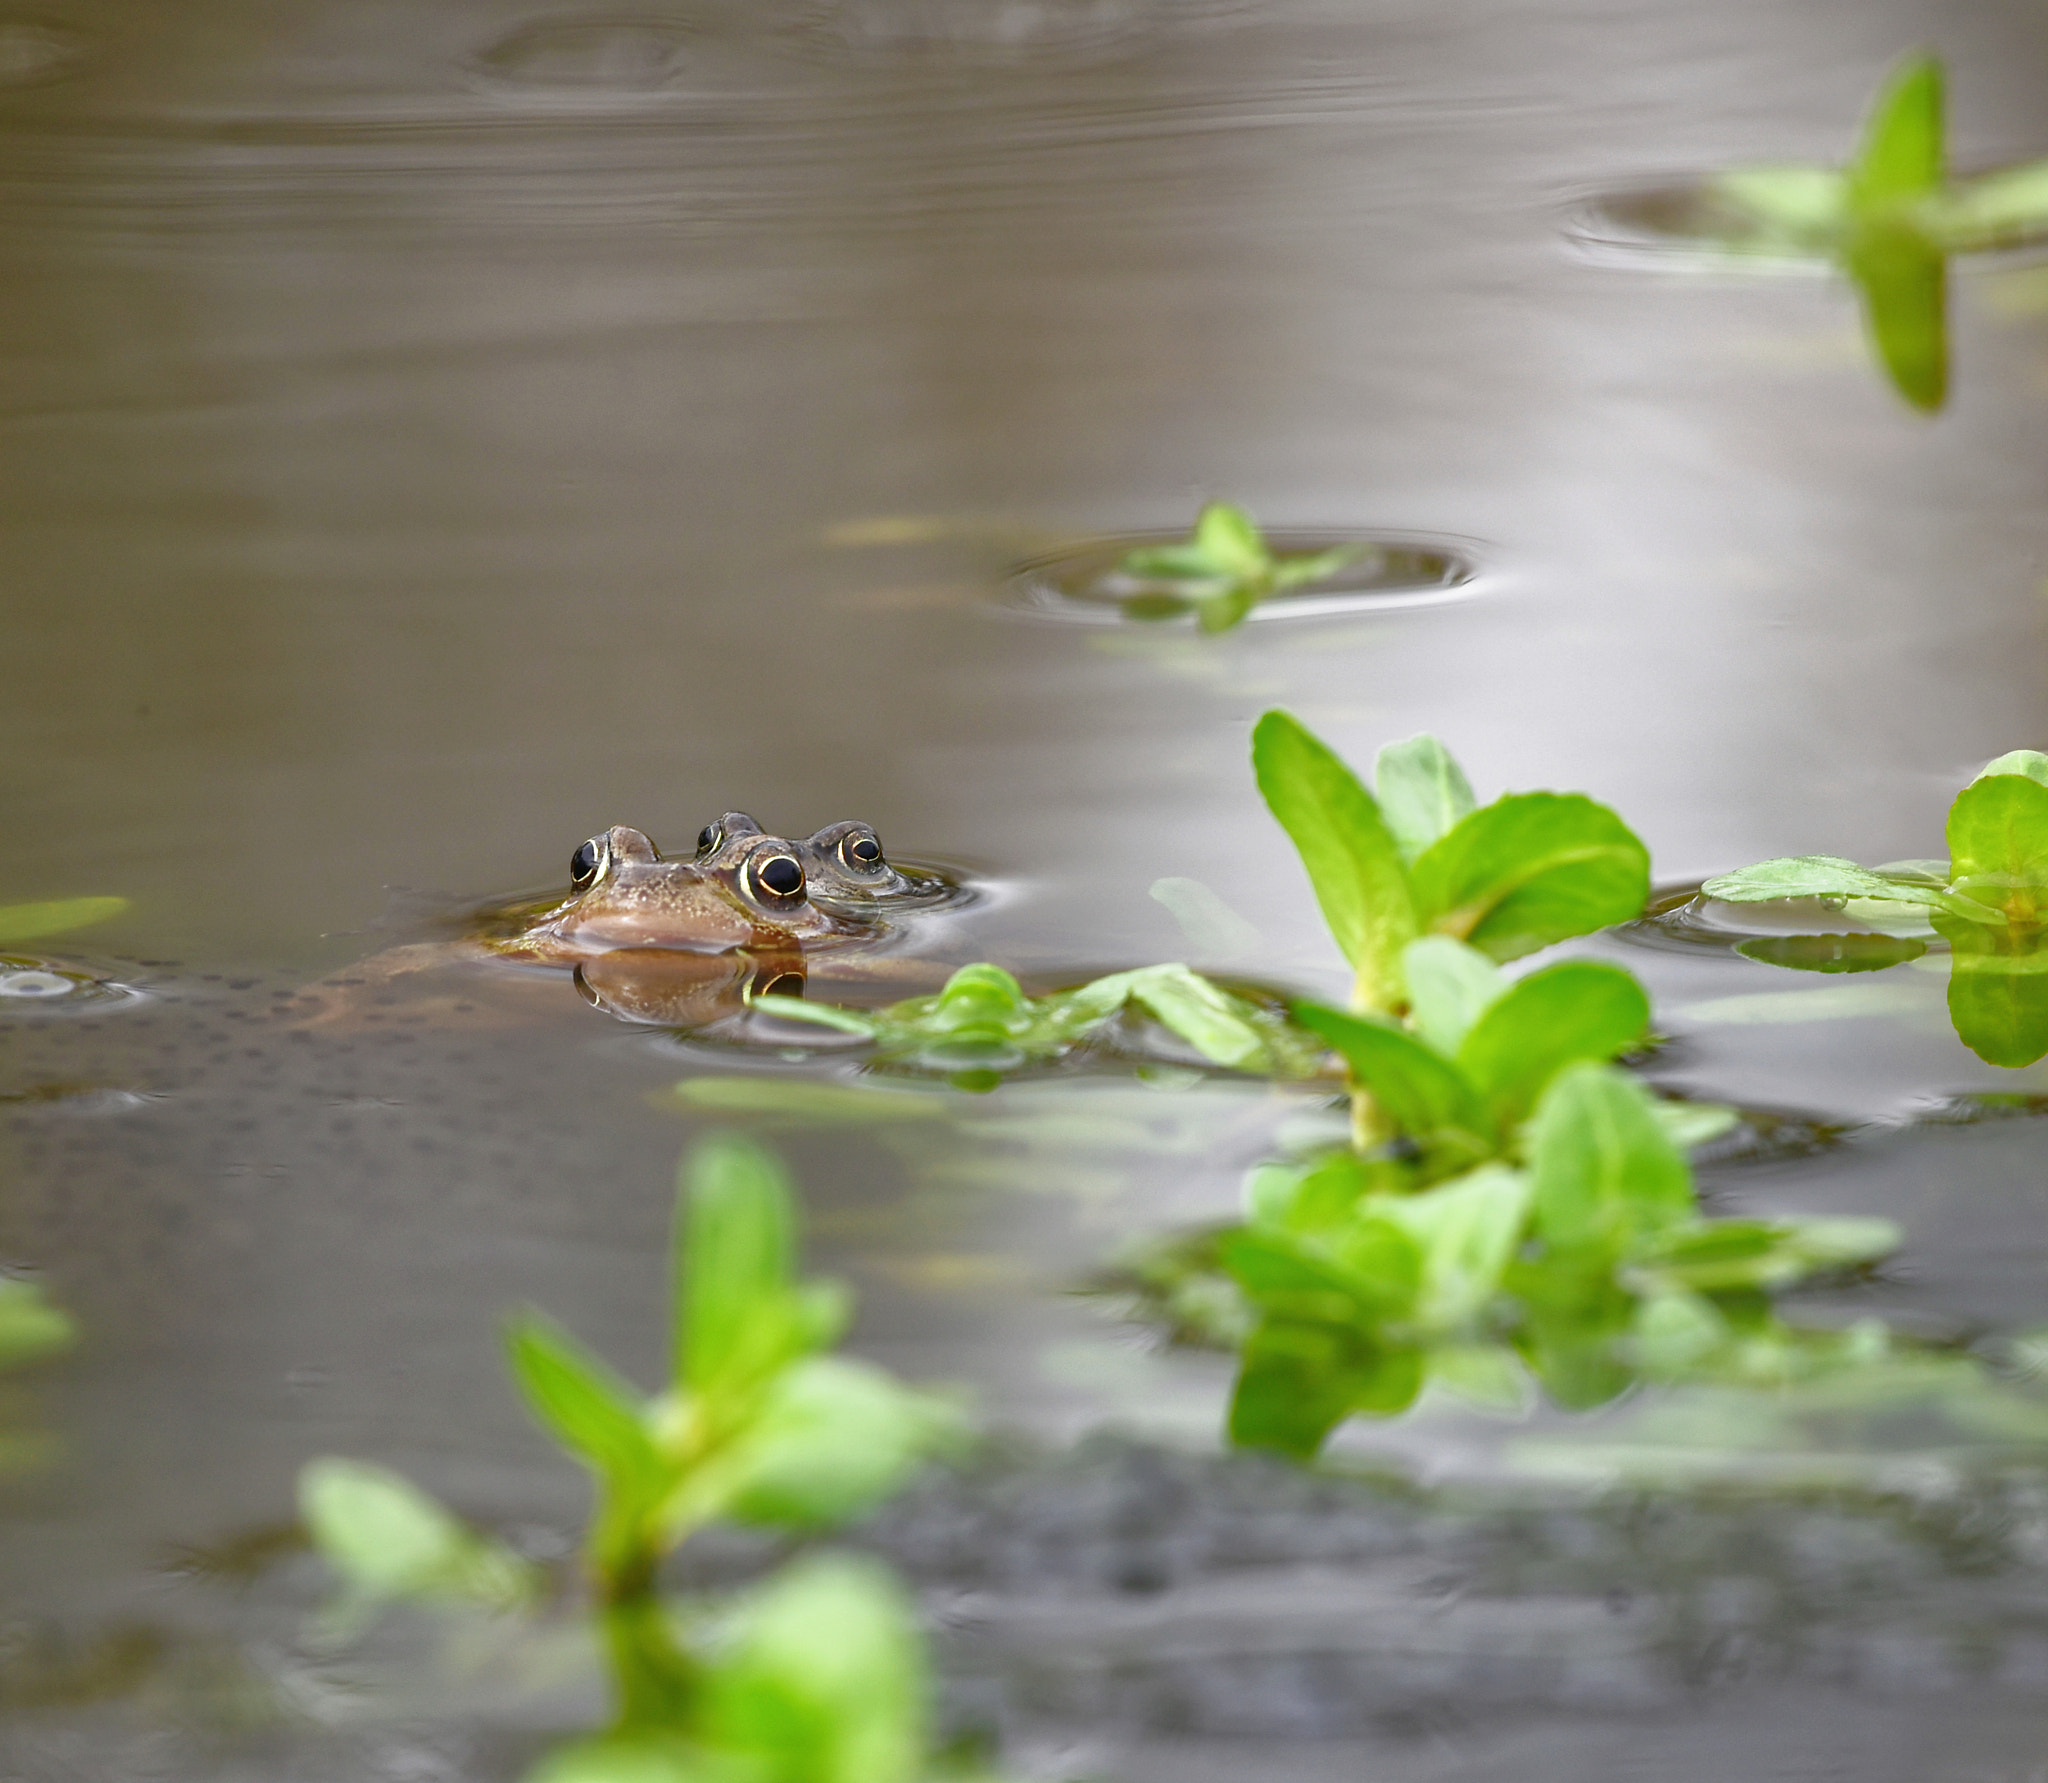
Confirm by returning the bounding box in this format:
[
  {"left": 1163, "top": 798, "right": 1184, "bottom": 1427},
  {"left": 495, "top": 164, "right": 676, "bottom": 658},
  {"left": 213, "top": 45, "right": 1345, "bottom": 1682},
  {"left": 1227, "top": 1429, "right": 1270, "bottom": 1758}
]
[{"left": 495, "top": 823, "right": 878, "bottom": 963}]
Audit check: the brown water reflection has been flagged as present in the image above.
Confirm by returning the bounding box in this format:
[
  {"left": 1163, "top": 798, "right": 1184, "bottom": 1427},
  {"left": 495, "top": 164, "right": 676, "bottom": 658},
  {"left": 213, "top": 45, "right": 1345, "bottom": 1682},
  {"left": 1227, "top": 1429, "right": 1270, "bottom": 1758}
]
[{"left": 3, "top": 0, "right": 2048, "bottom": 1777}]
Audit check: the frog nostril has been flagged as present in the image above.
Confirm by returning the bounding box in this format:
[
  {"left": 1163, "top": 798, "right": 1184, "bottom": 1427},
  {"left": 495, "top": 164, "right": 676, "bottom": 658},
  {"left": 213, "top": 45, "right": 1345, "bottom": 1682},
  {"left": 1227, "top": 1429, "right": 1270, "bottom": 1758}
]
[{"left": 756, "top": 854, "right": 805, "bottom": 899}]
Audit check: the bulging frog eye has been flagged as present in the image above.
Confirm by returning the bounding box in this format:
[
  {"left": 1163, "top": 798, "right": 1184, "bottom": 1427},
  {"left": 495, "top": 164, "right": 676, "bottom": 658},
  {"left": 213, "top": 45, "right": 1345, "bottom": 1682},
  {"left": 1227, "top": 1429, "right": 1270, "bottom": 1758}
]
[
  {"left": 838, "top": 829, "right": 886, "bottom": 873},
  {"left": 570, "top": 836, "right": 607, "bottom": 889},
  {"left": 744, "top": 851, "right": 806, "bottom": 907},
  {"left": 696, "top": 823, "right": 721, "bottom": 857}
]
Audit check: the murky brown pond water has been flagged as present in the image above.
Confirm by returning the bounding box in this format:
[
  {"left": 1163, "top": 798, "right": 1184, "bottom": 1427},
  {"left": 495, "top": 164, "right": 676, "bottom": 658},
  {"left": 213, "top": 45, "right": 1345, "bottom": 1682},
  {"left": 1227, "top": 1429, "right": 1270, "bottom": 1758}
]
[{"left": 5, "top": 2, "right": 2048, "bottom": 1778}]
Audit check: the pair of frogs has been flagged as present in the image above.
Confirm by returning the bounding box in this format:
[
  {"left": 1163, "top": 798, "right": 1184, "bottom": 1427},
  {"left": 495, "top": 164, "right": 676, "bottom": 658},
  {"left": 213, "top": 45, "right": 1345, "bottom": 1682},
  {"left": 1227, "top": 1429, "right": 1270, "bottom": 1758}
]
[{"left": 465, "top": 811, "right": 952, "bottom": 1027}]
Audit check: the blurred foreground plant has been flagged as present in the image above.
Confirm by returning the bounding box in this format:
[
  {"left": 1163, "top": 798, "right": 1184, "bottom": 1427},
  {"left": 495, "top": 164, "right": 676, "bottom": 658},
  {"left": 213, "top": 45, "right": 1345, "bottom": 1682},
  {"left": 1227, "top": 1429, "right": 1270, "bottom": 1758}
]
[
  {"left": 1114, "top": 503, "right": 1358, "bottom": 633},
  {"left": 300, "top": 1136, "right": 980, "bottom": 1783}
]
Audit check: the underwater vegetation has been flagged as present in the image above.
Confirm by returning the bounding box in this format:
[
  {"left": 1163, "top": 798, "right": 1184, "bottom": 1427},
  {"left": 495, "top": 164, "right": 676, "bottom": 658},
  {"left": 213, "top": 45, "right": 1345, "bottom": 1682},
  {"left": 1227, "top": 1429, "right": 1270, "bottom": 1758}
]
[
  {"left": 1702, "top": 749, "right": 2048, "bottom": 1066},
  {"left": 1608, "top": 53, "right": 2048, "bottom": 410},
  {"left": 1108, "top": 713, "right": 1900, "bottom": 1459},
  {"left": 301, "top": 1136, "right": 986, "bottom": 1783}
]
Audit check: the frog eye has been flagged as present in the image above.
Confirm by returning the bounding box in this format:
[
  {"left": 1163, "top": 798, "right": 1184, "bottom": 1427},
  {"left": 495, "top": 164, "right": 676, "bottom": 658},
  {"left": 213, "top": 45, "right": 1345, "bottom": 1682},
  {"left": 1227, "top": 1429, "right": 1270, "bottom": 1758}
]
[
  {"left": 570, "top": 836, "right": 607, "bottom": 889},
  {"left": 696, "top": 823, "right": 721, "bottom": 858},
  {"left": 743, "top": 851, "right": 806, "bottom": 907},
  {"left": 837, "top": 829, "right": 886, "bottom": 874}
]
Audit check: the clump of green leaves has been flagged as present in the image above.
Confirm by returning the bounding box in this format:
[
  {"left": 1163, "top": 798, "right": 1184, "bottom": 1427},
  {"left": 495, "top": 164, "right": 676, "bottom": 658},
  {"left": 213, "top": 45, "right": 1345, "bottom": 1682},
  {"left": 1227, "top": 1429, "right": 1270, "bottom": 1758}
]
[
  {"left": 1251, "top": 711, "right": 1649, "bottom": 1139},
  {"left": 1692, "top": 54, "right": 2048, "bottom": 410},
  {"left": 1140, "top": 1062, "right": 1896, "bottom": 1459},
  {"left": 299, "top": 1136, "right": 974, "bottom": 1782},
  {"left": 1115, "top": 503, "right": 1359, "bottom": 633},
  {"left": 754, "top": 961, "right": 1319, "bottom": 1089},
  {"left": 1703, "top": 749, "right": 2048, "bottom": 1066}
]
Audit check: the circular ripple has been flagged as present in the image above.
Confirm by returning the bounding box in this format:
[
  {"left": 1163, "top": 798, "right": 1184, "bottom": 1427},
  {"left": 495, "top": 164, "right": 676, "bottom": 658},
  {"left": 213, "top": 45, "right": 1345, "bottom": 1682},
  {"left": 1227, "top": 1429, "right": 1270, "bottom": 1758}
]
[
  {"left": 0, "top": 20, "right": 90, "bottom": 89},
  {"left": 1002, "top": 531, "right": 1478, "bottom": 628},
  {"left": 0, "top": 954, "right": 141, "bottom": 1010},
  {"left": 794, "top": 0, "right": 1154, "bottom": 61}
]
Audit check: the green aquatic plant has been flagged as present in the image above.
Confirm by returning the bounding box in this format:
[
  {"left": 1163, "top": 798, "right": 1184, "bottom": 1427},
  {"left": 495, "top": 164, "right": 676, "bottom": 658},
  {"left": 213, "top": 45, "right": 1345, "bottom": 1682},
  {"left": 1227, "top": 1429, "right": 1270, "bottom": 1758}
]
[
  {"left": 0, "top": 895, "right": 126, "bottom": 945},
  {"left": 1252, "top": 711, "right": 1649, "bottom": 1141},
  {"left": 1123, "top": 1062, "right": 1896, "bottom": 1459},
  {"left": 1114, "top": 502, "right": 1358, "bottom": 633},
  {"left": 753, "top": 960, "right": 1319, "bottom": 1089},
  {"left": 0, "top": 1278, "right": 77, "bottom": 1476},
  {"left": 1684, "top": 54, "right": 2048, "bottom": 410},
  {"left": 1703, "top": 749, "right": 2048, "bottom": 1066},
  {"left": 300, "top": 1136, "right": 974, "bottom": 1780}
]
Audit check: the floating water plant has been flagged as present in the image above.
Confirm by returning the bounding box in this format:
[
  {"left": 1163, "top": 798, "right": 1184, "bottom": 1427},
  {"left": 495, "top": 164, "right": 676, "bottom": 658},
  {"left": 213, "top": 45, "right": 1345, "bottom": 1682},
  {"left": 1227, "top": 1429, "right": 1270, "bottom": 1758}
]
[
  {"left": 300, "top": 1136, "right": 971, "bottom": 1781},
  {"left": 1616, "top": 54, "right": 2048, "bottom": 410},
  {"left": 1702, "top": 749, "right": 2048, "bottom": 1066},
  {"left": 1113, "top": 503, "right": 1359, "bottom": 633},
  {"left": 0, "top": 895, "right": 126, "bottom": 945},
  {"left": 753, "top": 960, "right": 1319, "bottom": 1088}
]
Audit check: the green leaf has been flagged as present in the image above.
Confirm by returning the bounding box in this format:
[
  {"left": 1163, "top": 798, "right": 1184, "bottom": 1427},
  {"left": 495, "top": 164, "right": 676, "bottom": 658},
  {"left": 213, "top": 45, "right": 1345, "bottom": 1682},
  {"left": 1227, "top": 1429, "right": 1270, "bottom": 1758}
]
[
  {"left": 504, "top": 1312, "right": 664, "bottom": 1489},
  {"left": 1194, "top": 583, "right": 1260, "bottom": 634},
  {"left": 1192, "top": 502, "right": 1271, "bottom": 580},
  {"left": 0, "top": 1279, "right": 74, "bottom": 1369},
  {"left": 1374, "top": 736, "right": 1478, "bottom": 866},
  {"left": 725, "top": 1356, "right": 963, "bottom": 1529},
  {"left": 1400, "top": 936, "right": 1505, "bottom": 1056},
  {"left": 1291, "top": 1001, "right": 1492, "bottom": 1155},
  {"left": 666, "top": 1076, "right": 947, "bottom": 1125},
  {"left": 1977, "top": 750, "right": 2048, "bottom": 788},
  {"left": 1946, "top": 769, "right": 2048, "bottom": 923},
  {"left": 1844, "top": 224, "right": 1947, "bottom": 412},
  {"left": 1528, "top": 1063, "right": 1694, "bottom": 1254},
  {"left": 1847, "top": 53, "right": 1945, "bottom": 213},
  {"left": 746, "top": 995, "right": 879, "bottom": 1037},
  {"left": 528, "top": 1733, "right": 741, "bottom": 1783},
  {"left": 678, "top": 1135, "right": 803, "bottom": 1395},
  {"left": 1244, "top": 1150, "right": 1378, "bottom": 1234},
  {"left": 1926, "top": 158, "right": 2048, "bottom": 250},
  {"left": 704, "top": 1554, "right": 928, "bottom": 1783},
  {"left": 1217, "top": 1224, "right": 1421, "bottom": 1325},
  {"left": 1149, "top": 875, "right": 1264, "bottom": 957},
  {"left": 1702, "top": 855, "right": 1948, "bottom": 906},
  {"left": 1070, "top": 964, "right": 1271, "bottom": 1070},
  {"left": 1454, "top": 960, "right": 1651, "bottom": 1132},
  {"left": 1120, "top": 544, "right": 1224, "bottom": 583},
  {"left": 1373, "top": 1165, "right": 1531, "bottom": 1330},
  {"left": 0, "top": 896, "right": 127, "bottom": 945},
  {"left": 1939, "top": 911, "right": 2048, "bottom": 1067},
  {"left": 1407, "top": 793, "right": 1649, "bottom": 963},
  {"left": 1713, "top": 166, "right": 1850, "bottom": 240},
  {"left": 1227, "top": 1319, "right": 1422, "bottom": 1458},
  {"left": 1628, "top": 1217, "right": 1898, "bottom": 1293},
  {"left": 1251, "top": 711, "right": 1418, "bottom": 1009},
  {"left": 1649, "top": 1098, "right": 1740, "bottom": 1152},
  {"left": 298, "top": 1458, "right": 535, "bottom": 1611},
  {"left": 1735, "top": 932, "right": 1925, "bottom": 973},
  {"left": 1268, "top": 544, "right": 1362, "bottom": 592}
]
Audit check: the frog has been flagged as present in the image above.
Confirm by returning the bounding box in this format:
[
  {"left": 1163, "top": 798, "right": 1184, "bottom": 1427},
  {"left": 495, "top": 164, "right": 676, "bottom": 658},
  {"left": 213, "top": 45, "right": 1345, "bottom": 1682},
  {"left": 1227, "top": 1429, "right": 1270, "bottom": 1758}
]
[{"left": 342, "top": 814, "right": 962, "bottom": 1033}]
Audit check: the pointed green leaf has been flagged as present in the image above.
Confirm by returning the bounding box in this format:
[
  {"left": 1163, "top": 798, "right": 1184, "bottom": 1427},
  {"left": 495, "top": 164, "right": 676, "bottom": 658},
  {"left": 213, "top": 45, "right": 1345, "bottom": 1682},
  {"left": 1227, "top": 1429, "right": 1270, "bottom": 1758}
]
[
  {"left": 1268, "top": 543, "right": 1362, "bottom": 592},
  {"left": 1713, "top": 166, "right": 1849, "bottom": 241},
  {"left": 0, "top": 896, "right": 127, "bottom": 945},
  {"left": 1628, "top": 1216, "right": 1898, "bottom": 1293},
  {"left": 1400, "top": 935, "right": 1505, "bottom": 1055},
  {"left": 1113, "top": 964, "right": 1272, "bottom": 1069},
  {"left": 1844, "top": 224, "right": 1947, "bottom": 412},
  {"left": 1251, "top": 711, "right": 1418, "bottom": 1008},
  {"left": 1194, "top": 583, "right": 1260, "bottom": 633},
  {"left": 1374, "top": 736, "right": 1478, "bottom": 866},
  {"left": 1926, "top": 158, "right": 2048, "bottom": 250},
  {"left": 1408, "top": 793, "right": 1649, "bottom": 962},
  {"left": 1455, "top": 960, "right": 1651, "bottom": 1131},
  {"left": 1292, "top": 1001, "right": 1492, "bottom": 1152},
  {"left": 504, "top": 1311, "right": 663, "bottom": 1487},
  {"left": 678, "top": 1135, "right": 799, "bottom": 1393},
  {"left": 1120, "top": 543, "right": 1224, "bottom": 582},
  {"left": 1848, "top": 53, "right": 1944, "bottom": 212},
  {"left": 1703, "top": 854, "right": 1947, "bottom": 905},
  {"left": 1946, "top": 770, "right": 2048, "bottom": 924},
  {"left": 1217, "top": 1224, "right": 1421, "bottom": 1324},
  {"left": 1528, "top": 1063, "right": 1695, "bottom": 1254},
  {"left": 1192, "top": 502, "right": 1270, "bottom": 579},
  {"left": 747, "top": 995, "right": 881, "bottom": 1036}
]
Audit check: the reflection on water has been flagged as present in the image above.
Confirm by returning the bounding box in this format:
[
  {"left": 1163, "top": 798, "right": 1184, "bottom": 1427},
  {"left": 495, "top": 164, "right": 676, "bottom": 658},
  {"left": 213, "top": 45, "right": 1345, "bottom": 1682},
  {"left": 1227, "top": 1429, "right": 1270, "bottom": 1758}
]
[{"left": 5, "top": 0, "right": 2048, "bottom": 1778}]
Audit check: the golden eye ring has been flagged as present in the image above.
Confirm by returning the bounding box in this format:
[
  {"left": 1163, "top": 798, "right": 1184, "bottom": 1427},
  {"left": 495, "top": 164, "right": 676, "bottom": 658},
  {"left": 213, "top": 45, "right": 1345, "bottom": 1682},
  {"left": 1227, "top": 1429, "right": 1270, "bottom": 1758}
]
[
  {"left": 746, "top": 852, "right": 806, "bottom": 904},
  {"left": 570, "top": 836, "right": 607, "bottom": 889},
  {"left": 839, "top": 829, "right": 885, "bottom": 872}
]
